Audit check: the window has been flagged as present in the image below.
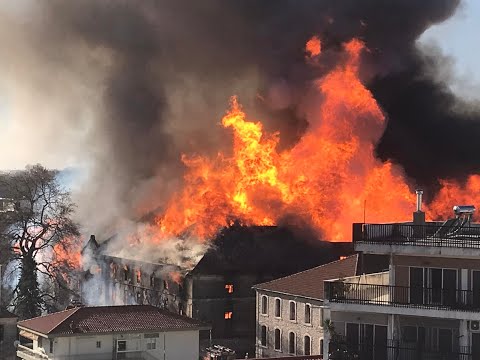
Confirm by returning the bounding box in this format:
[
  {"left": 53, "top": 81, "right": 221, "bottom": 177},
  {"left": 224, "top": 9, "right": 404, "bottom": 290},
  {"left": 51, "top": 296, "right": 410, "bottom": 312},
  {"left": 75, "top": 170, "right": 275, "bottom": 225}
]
[
  {"left": 320, "top": 339, "right": 324, "bottom": 354},
  {"left": 260, "top": 325, "right": 267, "bottom": 346},
  {"left": 150, "top": 274, "right": 155, "bottom": 287},
  {"left": 146, "top": 338, "right": 157, "bottom": 350},
  {"left": 117, "top": 340, "right": 126, "bottom": 352},
  {"left": 304, "top": 335, "right": 311, "bottom": 355},
  {"left": 274, "top": 329, "right": 281, "bottom": 350},
  {"left": 261, "top": 295, "right": 268, "bottom": 315},
  {"left": 288, "top": 332, "right": 296, "bottom": 354},
  {"left": 225, "top": 311, "right": 233, "bottom": 319},
  {"left": 96, "top": 341, "right": 101, "bottom": 348},
  {"left": 304, "top": 304, "right": 311, "bottom": 324},
  {"left": 49, "top": 340, "right": 54, "bottom": 354},
  {"left": 136, "top": 270, "right": 141, "bottom": 284},
  {"left": 0, "top": 325, "right": 4, "bottom": 342},
  {"left": 289, "top": 301, "right": 296, "bottom": 321},
  {"left": 319, "top": 308, "right": 324, "bottom": 327},
  {"left": 225, "top": 284, "right": 234, "bottom": 293},
  {"left": 275, "top": 298, "right": 281, "bottom": 318},
  {"left": 124, "top": 266, "right": 129, "bottom": 281}
]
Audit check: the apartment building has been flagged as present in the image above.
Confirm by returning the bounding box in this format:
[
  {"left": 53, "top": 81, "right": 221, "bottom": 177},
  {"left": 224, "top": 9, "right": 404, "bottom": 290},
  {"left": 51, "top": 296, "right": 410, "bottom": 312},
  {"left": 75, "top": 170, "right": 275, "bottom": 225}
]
[
  {"left": 254, "top": 254, "right": 388, "bottom": 358},
  {"left": 323, "top": 191, "right": 480, "bottom": 360}
]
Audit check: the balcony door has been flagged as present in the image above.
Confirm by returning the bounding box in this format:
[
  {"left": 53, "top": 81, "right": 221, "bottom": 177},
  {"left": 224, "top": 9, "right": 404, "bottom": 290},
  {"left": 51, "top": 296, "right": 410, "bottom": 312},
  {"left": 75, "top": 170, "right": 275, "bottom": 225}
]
[
  {"left": 473, "top": 271, "right": 480, "bottom": 308},
  {"left": 410, "top": 267, "right": 457, "bottom": 306}
]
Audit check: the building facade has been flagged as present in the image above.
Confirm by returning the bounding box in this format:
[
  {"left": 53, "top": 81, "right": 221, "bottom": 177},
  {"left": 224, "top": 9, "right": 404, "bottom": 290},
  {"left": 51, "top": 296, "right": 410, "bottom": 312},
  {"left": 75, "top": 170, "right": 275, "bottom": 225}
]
[
  {"left": 0, "top": 308, "right": 18, "bottom": 360},
  {"left": 323, "top": 198, "right": 480, "bottom": 359},
  {"left": 82, "top": 225, "right": 354, "bottom": 357},
  {"left": 253, "top": 255, "right": 382, "bottom": 358},
  {"left": 16, "top": 305, "right": 208, "bottom": 360}
]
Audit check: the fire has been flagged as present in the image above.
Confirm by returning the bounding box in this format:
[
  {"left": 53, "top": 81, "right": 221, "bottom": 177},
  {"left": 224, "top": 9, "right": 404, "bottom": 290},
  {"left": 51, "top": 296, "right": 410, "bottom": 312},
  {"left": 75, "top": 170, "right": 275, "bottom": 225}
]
[
  {"left": 153, "top": 36, "right": 480, "bottom": 242},
  {"left": 169, "top": 271, "right": 182, "bottom": 285},
  {"left": 306, "top": 36, "right": 321, "bottom": 57},
  {"left": 52, "top": 237, "right": 82, "bottom": 270}
]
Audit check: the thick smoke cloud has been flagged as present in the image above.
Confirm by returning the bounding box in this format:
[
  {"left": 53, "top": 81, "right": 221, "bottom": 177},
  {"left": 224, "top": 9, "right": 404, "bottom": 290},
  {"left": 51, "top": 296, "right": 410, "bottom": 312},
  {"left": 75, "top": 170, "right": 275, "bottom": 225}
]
[{"left": 0, "top": 0, "right": 473, "bottom": 236}]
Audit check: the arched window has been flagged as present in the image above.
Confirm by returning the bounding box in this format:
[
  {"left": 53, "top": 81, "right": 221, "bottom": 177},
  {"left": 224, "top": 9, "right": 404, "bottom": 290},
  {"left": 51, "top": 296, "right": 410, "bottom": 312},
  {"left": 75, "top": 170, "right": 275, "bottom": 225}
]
[
  {"left": 289, "top": 301, "right": 296, "bottom": 321},
  {"left": 274, "top": 329, "right": 281, "bottom": 350},
  {"left": 304, "top": 335, "right": 311, "bottom": 355},
  {"left": 305, "top": 304, "right": 311, "bottom": 324},
  {"left": 260, "top": 325, "right": 267, "bottom": 346},
  {"left": 275, "top": 298, "right": 281, "bottom": 318},
  {"left": 320, "top": 339, "right": 324, "bottom": 355},
  {"left": 261, "top": 296, "right": 268, "bottom": 315},
  {"left": 288, "top": 332, "right": 296, "bottom": 354}
]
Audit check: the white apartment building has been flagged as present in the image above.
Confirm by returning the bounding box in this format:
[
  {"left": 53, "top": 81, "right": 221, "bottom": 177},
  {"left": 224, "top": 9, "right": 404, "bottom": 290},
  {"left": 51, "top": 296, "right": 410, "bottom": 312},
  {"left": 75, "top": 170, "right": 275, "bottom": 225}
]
[{"left": 323, "top": 193, "right": 480, "bottom": 360}]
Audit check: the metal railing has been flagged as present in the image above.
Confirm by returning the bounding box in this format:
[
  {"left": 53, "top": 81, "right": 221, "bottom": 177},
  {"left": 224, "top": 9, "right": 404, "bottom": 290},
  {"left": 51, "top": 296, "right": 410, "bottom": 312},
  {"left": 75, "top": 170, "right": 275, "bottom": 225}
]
[
  {"left": 17, "top": 344, "right": 50, "bottom": 359},
  {"left": 330, "top": 339, "right": 474, "bottom": 360},
  {"left": 353, "top": 222, "right": 480, "bottom": 249},
  {"left": 16, "top": 346, "right": 155, "bottom": 360},
  {"left": 325, "top": 282, "right": 480, "bottom": 312}
]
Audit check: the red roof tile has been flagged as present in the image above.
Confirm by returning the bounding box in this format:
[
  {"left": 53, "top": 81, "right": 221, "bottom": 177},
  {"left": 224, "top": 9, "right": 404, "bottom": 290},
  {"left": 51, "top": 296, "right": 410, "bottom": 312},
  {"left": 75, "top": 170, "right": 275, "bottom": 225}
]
[
  {"left": 18, "top": 305, "right": 208, "bottom": 335},
  {"left": 253, "top": 254, "right": 358, "bottom": 300}
]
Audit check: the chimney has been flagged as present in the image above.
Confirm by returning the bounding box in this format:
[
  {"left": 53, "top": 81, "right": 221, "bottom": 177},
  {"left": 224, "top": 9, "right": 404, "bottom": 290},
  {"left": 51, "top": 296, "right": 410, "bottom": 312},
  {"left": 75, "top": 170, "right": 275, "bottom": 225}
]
[{"left": 413, "top": 189, "right": 425, "bottom": 225}]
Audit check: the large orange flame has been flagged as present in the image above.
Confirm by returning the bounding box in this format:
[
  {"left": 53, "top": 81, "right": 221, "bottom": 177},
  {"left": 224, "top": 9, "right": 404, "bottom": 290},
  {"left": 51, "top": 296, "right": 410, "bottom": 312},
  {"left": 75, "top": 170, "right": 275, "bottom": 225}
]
[{"left": 155, "top": 36, "right": 480, "bottom": 242}]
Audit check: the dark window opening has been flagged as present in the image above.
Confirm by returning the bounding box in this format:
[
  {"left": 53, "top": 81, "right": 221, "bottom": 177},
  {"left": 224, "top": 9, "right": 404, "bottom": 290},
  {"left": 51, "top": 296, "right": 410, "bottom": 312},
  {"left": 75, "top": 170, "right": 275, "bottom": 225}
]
[
  {"left": 289, "top": 302, "right": 296, "bottom": 321},
  {"left": 304, "top": 335, "right": 311, "bottom": 355},
  {"left": 261, "top": 325, "right": 267, "bottom": 346},
  {"left": 0, "top": 325, "right": 4, "bottom": 342},
  {"left": 225, "top": 284, "right": 234, "bottom": 293},
  {"left": 275, "top": 329, "right": 281, "bottom": 350},
  {"left": 124, "top": 266, "right": 129, "bottom": 281},
  {"left": 49, "top": 340, "right": 54, "bottom": 354},
  {"left": 275, "top": 298, "right": 281, "bottom": 317},
  {"left": 261, "top": 296, "right": 268, "bottom": 315},
  {"left": 288, "top": 332, "right": 295, "bottom": 354},
  {"left": 96, "top": 341, "right": 101, "bottom": 348},
  {"left": 305, "top": 304, "right": 311, "bottom": 324}
]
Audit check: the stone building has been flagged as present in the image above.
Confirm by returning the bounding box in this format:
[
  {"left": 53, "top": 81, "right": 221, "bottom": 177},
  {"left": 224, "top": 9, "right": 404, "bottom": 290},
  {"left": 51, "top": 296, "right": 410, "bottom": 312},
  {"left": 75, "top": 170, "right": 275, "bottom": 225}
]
[{"left": 253, "top": 253, "right": 388, "bottom": 358}]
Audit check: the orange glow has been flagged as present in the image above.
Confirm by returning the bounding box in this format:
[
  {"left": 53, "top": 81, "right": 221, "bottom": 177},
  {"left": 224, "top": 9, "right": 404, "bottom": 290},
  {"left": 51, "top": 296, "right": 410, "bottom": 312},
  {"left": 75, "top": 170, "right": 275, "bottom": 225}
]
[
  {"left": 142, "top": 36, "right": 480, "bottom": 245},
  {"left": 339, "top": 256, "right": 347, "bottom": 260},
  {"left": 136, "top": 269, "right": 141, "bottom": 283},
  {"left": 169, "top": 271, "right": 182, "bottom": 285},
  {"left": 306, "top": 36, "right": 321, "bottom": 57},
  {"left": 52, "top": 237, "right": 81, "bottom": 270},
  {"left": 224, "top": 311, "right": 233, "bottom": 319},
  {"left": 155, "top": 38, "right": 417, "bottom": 242},
  {"left": 225, "top": 284, "right": 234, "bottom": 293}
]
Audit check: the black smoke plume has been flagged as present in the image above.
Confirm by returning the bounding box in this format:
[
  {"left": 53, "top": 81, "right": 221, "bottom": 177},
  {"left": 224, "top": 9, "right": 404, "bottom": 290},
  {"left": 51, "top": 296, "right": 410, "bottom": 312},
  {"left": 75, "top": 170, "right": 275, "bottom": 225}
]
[{"left": 1, "top": 0, "right": 473, "bottom": 233}]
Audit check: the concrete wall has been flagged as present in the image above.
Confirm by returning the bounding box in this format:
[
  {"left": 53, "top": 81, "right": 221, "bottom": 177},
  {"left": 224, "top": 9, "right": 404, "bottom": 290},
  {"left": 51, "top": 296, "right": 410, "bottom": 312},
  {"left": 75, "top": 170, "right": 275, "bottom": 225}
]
[
  {"left": 256, "top": 290, "right": 323, "bottom": 358},
  {"left": 22, "top": 330, "right": 199, "bottom": 360},
  {"left": 0, "top": 317, "right": 17, "bottom": 359}
]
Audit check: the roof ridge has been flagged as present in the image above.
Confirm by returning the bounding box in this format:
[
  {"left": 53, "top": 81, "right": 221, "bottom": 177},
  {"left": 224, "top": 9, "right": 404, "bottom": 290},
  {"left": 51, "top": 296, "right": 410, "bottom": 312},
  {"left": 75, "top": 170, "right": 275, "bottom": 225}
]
[
  {"left": 253, "top": 254, "right": 358, "bottom": 289},
  {"left": 18, "top": 307, "right": 77, "bottom": 325},
  {"left": 46, "top": 307, "right": 81, "bottom": 334}
]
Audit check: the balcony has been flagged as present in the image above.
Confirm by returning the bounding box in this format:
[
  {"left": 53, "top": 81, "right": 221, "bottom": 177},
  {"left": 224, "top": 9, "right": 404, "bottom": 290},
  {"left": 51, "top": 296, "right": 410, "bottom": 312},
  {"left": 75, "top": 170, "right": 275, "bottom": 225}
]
[
  {"left": 353, "top": 222, "right": 480, "bottom": 257},
  {"left": 330, "top": 339, "right": 474, "bottom": 360},
  {"left": 325, "top": 280, "right": 480, "bottom": 314}
]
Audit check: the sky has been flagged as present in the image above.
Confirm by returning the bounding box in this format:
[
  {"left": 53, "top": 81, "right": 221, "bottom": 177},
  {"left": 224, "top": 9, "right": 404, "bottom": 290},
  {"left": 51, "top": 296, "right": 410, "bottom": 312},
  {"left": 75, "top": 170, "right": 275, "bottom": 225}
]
[
  {"left": 0, "top": 0, "right": 479, "bottom": 172},
  {"left": 419, "top": 0, "right": 480, "bottom": 98}
]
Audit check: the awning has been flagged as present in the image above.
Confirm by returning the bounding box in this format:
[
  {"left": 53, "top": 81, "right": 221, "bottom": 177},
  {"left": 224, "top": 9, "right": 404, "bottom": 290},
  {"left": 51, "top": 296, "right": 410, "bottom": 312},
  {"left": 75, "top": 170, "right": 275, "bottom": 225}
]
[{"left": 19, "top": 330, "right": 38, "bottom": 341}]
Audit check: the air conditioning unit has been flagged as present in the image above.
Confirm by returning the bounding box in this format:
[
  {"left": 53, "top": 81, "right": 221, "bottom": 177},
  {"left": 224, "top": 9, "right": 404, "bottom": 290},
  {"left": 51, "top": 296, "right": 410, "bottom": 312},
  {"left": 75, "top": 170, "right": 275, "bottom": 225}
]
[{"left": 470, "top": 321, "right": 480, "bottom": 331}]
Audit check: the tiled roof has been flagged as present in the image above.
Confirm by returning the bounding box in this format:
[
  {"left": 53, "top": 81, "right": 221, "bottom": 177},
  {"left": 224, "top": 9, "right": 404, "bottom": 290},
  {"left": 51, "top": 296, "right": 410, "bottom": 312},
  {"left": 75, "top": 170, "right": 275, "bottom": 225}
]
[
  {"left": 18, "top": 305, "right": 208, "bottom": 336},
  {"left": 253, "top": 254, "right": 358, "bottom": 300},
  {"left": 0, "top": 307, "right": 17, "bottom": 318}
]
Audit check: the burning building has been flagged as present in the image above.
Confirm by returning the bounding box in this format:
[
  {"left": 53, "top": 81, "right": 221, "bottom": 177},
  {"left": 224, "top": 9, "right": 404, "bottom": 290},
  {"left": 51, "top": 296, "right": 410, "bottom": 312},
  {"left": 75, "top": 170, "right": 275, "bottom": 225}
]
[{"left": 81, "top": 224, "right": 354, "bottom": 357}]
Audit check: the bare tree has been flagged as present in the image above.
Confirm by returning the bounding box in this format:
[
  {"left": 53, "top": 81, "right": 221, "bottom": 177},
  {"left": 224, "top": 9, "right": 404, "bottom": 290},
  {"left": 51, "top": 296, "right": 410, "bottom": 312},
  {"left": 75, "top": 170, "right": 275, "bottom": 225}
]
[{"left": 0, "top": 164, "right": 80, "bottom": 319}]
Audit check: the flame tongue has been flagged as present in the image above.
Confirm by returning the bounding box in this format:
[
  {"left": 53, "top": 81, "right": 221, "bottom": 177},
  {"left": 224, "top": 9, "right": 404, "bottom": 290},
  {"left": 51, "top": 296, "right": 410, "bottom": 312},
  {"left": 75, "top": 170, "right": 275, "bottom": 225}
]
[
  {"left": 155, "top": 36, "right": 480, "bottom": 242},
  {"left": 155, "top": 37, "right": 414, "bottom": 241}
]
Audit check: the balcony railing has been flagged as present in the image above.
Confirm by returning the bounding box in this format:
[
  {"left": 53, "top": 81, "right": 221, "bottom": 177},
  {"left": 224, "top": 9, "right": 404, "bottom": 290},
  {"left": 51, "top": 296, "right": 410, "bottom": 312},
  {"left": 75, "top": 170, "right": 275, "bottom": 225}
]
[
  {"left": 330, "top": 339, "right": 474, "bottom": 360},
  {"left": 325, "top": 281, "right": 480, "bottom": 312},
  {"left": 353, "top": 222, "right": 480, "bottom": 249}
]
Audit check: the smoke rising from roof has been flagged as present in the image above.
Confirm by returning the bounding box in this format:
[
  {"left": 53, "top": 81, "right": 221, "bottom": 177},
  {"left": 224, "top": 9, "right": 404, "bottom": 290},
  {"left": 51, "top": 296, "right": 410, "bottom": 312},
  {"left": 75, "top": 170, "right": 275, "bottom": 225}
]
[{"left": 0, "top": 0, "right": 476, "bottom": 236}]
